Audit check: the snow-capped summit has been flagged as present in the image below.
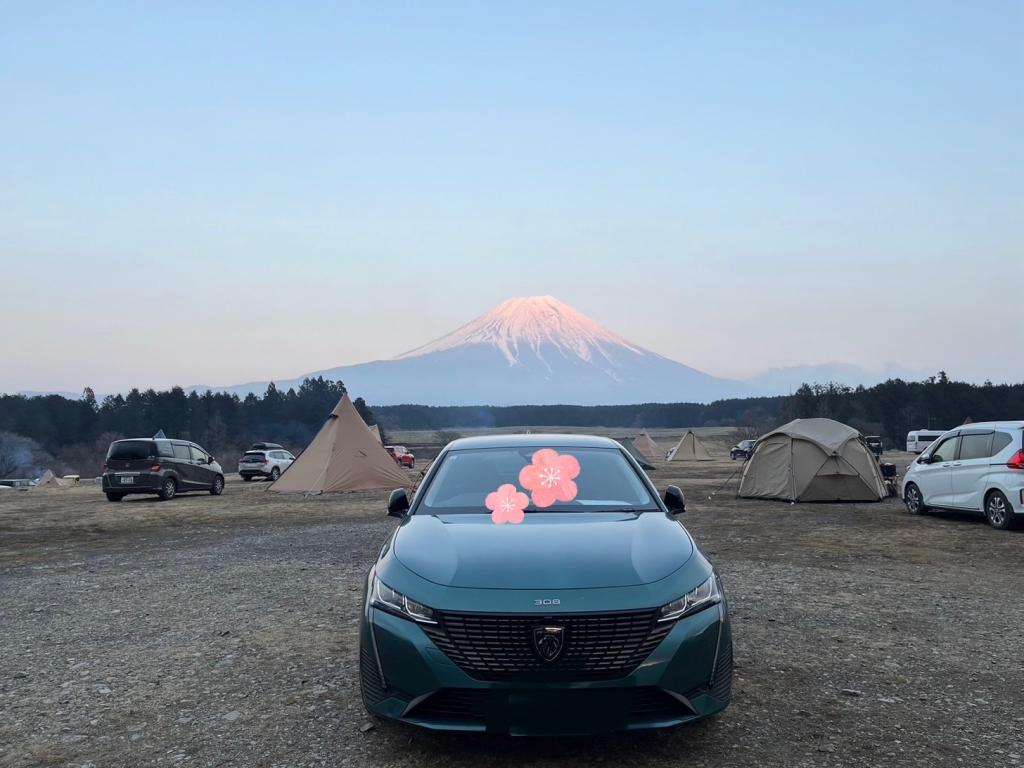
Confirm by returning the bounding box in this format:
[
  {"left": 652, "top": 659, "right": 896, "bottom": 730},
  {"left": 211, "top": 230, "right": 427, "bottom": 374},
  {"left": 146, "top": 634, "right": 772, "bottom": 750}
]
[
  {"left": 199, "top": 296, "right": 748, "bottom": 405},
  {"left": 397, "top": 295, "right": 643, "bottom": 367}
]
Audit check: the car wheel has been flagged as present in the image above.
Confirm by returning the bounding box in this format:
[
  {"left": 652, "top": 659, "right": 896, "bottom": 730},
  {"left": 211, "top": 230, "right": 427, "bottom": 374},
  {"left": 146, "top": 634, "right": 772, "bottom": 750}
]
[
  {"left": 409, "top": 460, "right": 415, "bottom": 469},
  {"left": 985, "top": 490, "right": 1015, "bottom": 530},
  {"left": 904, "top": 483, "right": 927, "bottom": 515},
  {"left": 242, "top": 475, "right": 252, "bottom": 482},
  {"left": 270, "top": 466, "right": 280, "bottom": 481},
  {"left": 158, "top": 477, "right": 177, "bottom": 501},
  {"left": 105, "top": 492, "right": 124, "bottom": 502},
  {"left": 210, "top": 475, "right": 225, "bottom": 495}
]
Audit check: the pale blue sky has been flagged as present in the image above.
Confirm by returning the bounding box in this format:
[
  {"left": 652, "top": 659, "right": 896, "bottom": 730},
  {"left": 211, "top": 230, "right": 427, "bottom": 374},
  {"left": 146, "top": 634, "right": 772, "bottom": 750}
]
[{"left": 2, "top": 1, "right": 1021, "bottom": 393}]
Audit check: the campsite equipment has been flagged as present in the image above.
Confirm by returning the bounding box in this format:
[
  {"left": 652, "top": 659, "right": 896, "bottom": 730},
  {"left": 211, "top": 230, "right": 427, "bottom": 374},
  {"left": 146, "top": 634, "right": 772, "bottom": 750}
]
[
  {"left": 269, "top": 394, "right": 410, "bottom": 494},
  {"left": 633, "top": 431, "right": 662, "bottom": 461},
  {"left": 616, "top": 437, "right": 656, "bottom": 470},
  {"left": 738, "top": 418, "right": 885, "bottom": 502},
  {"left": 666, "top": 430, "right": 713, "bottom": 462}
]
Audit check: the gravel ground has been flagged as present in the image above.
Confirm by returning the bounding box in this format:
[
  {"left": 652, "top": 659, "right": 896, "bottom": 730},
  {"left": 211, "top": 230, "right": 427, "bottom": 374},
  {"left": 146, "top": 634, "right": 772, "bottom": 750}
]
[{"left": 2, "top": 453, "right": 1023, "bottom": 768}]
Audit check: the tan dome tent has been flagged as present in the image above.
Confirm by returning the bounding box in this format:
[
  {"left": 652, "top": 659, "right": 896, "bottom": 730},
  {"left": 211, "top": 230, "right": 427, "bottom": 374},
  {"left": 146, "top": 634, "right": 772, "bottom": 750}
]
[
  {"left": 633, "top": 431, "right": 662, "bottom": 461},
  {"left": 616, "top": 438, "right": 656, "bottom": 470},
  {"left": 269, "top": 394, "right": 410, "bottom": 494},
  {"left": 667, "top": 430, "right": 713, "bottom": 461},
  {"left": 738, "top": 418, "right": 885, "bottom": 502}
]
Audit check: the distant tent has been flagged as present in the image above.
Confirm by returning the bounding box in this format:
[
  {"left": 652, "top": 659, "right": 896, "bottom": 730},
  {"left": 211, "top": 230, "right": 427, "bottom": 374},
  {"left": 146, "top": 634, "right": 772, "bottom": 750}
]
[
  {"left": 154, "top": 429, "right": 167, "bottom": 439},
  {"left": 269, "top": 394, "right": 410, "bottom": 494},
  {"left": 616, "top": 438, "right": 656, "bottom": 470},
  {"left": 667, "top": 430, "right": 713, "bottom": 461},
  {"left": 634, "top": 431, "right": 662, "bottom": 461},
  {"left": 369, "top": 424, "right": 382, "bottom": 444},
  {"left": 738, "top": 418, "right": 885, "bottom": 502},
  {"left": 31, "top": 470, "right": 74, "bottom": 490}
]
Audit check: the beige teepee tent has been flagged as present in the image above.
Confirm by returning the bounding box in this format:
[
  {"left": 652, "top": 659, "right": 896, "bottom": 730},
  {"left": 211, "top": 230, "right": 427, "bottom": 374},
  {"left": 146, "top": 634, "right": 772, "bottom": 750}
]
[
  {"left": 269, "top": 394, "right": 410, "bottom": 494},
  {"left": 633, "top": 431, "right": 662, "bottom": 461},
  {"left": 738, "top": 418, "right": 885, "bottom": 502},
  {"left": 666, "top": 430, "right": 713, "bottom": 461},
  {"left": 368, "top": 424, "right": 382, "bottom": 444}
]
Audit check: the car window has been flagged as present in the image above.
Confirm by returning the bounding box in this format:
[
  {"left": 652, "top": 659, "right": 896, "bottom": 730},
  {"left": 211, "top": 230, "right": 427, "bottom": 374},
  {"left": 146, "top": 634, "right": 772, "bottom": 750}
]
[
  {"left": 172, "top": 443, "right": 191, "bottom": 460},
  {"left": 930, "top": 436, "right": 959, "bottom": 463},
  {"left": 419, "top": 447, "right": 657, "bottom": 514},
  {"left": 155, "top": 439, "right": 175, "bottom": 458},
  {"left": 189, "top": 445, "right": 209, "bottom": 462},
  {"left": 107, "top": 440, "right": 155, "bottom": 460},
  {"left": 991, "top": 432, "right": 1014, "bottom": 456},
  {"left": 958, "top": 433, "right": 993, "bottom": 461}
]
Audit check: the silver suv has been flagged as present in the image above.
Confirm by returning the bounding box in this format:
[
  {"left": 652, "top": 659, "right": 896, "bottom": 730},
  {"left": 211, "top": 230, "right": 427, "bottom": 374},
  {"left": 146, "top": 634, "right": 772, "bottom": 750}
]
[{"left": 238, "top": 446, "right": 295, "bottom": 482}]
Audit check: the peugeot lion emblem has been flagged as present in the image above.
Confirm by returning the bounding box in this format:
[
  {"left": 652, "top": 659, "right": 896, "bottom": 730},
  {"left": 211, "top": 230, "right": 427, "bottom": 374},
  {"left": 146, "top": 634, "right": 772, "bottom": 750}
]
[{"left": 532, "top": 625, "right": 566, "bottom": 663}]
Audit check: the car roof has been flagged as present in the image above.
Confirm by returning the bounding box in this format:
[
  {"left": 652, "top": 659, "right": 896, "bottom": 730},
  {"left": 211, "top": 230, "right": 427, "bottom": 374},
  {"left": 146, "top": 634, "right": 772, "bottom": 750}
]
[
  {"left": 445, "top": 433, "right": 620, "bottom": 450},
  {"left": 941, "top": 421, "right": 1024, "bottom": 432}
]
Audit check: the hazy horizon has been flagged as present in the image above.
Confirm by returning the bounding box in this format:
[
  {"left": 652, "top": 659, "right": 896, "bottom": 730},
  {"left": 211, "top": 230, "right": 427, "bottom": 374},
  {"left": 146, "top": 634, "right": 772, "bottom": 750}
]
[{"left": 3, "top": 2, "right": 1022, "bottom": 394}]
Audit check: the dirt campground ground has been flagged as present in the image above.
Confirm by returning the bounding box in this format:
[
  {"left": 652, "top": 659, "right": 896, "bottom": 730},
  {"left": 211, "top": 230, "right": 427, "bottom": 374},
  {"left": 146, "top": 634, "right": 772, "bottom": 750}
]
[{"left": 1, "top": 428, "right": 1023, "bottom": 768}]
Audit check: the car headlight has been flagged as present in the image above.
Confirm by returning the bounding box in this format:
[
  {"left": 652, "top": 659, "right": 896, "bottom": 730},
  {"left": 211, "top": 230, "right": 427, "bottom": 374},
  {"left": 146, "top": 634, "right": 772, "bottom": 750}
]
[
  {"left": 658, "top": 574, "right": 721, "bottom": 622},
  {"left": 371, "top": 574, "right": 437, "bottom": 624}
]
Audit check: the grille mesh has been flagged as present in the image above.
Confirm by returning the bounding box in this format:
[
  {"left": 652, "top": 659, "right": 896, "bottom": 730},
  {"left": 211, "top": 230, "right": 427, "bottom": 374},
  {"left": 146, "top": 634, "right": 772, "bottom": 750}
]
[
  {"left": 408, "top": 687, "right": 694, "bottom": 724},
  {"left": 421, "top": 609, "right": 671, "bottom": 681}
]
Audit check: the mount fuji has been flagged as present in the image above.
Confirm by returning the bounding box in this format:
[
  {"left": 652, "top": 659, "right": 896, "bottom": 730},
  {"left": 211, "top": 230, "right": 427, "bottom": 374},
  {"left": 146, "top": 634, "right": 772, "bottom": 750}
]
[{"left": 201, "top": 296, "right": 748, "bottom": 405}]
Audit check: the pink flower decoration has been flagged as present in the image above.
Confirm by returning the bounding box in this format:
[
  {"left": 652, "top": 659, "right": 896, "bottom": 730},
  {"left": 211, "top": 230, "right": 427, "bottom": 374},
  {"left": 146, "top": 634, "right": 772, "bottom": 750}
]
[
  {"left": 485, "top": 483, "right": 529, "bottom": 525},
  {"left": 518, "top": 448, "right": 581, "bottom": 508}
]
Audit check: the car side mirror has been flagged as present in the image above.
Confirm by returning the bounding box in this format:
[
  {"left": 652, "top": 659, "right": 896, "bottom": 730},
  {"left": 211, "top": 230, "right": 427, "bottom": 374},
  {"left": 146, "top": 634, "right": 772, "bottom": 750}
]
[
  {"left": 208, "top": 456, "right": 215, "bottom": 464},
  {"left": 918, "top": 454, "right": 932, "bottom": 464},
  {"left": 387, "top": 488, "right": 410, "bottom": 518},
  {"left": 664, "top": 485, "right": 686, "bottom": 514}
]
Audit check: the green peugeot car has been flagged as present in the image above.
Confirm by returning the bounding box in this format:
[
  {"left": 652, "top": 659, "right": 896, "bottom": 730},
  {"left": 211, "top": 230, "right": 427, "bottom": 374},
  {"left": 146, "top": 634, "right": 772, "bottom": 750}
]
[{"left": 359, "top": 434, "right": 732, "bottom": 735}]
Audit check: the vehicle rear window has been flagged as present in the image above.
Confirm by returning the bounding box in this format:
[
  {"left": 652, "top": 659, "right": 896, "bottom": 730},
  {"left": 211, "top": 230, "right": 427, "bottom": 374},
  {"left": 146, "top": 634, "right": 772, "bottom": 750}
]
[
  {"left": 107, "top": 440, "right": 155, "bottom": 460},
  {"left": 418, "top": 447, "right": 656, "bottom": 514},
  {"left": 243, "top": 452, "right": 266, "bottom": 460},
  {"left": 992, "top": 432, "right": 1014, "bottom": 456}
]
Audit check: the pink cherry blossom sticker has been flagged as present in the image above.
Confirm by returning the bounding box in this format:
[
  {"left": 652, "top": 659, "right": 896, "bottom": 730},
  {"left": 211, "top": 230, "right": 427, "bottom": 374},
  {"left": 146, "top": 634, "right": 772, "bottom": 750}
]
[
  {"left": 485, "top": 483, "right": 529, "bottom": 525},
  {"left": 518, "top": 448, "right": 581, "bottom": 508}
]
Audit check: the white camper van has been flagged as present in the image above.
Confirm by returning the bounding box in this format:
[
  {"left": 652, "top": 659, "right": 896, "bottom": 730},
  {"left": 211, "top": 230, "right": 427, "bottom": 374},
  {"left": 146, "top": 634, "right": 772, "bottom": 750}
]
[{"left": 906, "top": 430, "right": 945, "bottom": 454}]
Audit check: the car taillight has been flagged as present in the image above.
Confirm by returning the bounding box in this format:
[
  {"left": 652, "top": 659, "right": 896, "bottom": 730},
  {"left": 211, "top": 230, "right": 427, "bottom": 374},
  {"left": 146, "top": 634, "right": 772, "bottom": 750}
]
[
  {"left": 1007, "top": 450, "right": 1024, "bottom": 470},
  {"left": 151, "top": 464, "right": 161, "bottom": 472}
]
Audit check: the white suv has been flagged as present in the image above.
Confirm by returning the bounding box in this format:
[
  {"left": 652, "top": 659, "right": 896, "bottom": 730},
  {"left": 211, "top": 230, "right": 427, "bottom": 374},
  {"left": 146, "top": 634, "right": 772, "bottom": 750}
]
[
  {"left": 238, "top": 447, "right": 295, "bottom": 482},
  {"left": 901, "top": 421, "right": 1024, "bottom": 530}
]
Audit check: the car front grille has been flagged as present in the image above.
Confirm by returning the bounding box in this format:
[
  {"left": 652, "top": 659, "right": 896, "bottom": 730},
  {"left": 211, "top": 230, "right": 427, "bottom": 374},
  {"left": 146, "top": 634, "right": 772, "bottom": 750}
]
[{"left": 420, "top": 609, "right": 672, "bottom": 681}]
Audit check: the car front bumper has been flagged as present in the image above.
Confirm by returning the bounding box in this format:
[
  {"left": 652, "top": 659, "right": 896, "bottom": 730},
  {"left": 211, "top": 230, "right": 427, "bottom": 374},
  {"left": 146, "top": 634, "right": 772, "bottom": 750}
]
[{"left": 360, "top": 601, "right": 732, "bottom": 735}]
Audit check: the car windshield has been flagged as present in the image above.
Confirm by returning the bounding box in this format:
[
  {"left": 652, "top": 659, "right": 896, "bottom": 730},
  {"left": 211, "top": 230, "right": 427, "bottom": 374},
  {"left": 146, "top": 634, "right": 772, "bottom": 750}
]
[
  {"left": 417, "top": 446, "right": 657, "bottom": 514},
  {"left": 107, "top": 440, "right": 155, "bottom": 460}
]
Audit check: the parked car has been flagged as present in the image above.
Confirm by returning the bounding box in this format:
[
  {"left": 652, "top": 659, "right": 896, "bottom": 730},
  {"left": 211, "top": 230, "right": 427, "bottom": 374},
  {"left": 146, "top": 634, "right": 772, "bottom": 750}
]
[
  {"left": 906, "top": 429, "right": 945, "bottom": 454},
  {"left": 102, "top": 437, "right": 224, "bottom": 501},
  {"left": 730, "top": 439, "right": 756, "bottom": 460},
  {"left": 385, "top": 444, "right": 415, "bottom": 468},
  {"left": 902, "top": 421, "right": 1024, "bottom": 530},
  {"left": 360, "top": 434, "right": 732, "bottom": 734},
  {"left": 238, "top": 447, "right": 296, "bottom": 481}
]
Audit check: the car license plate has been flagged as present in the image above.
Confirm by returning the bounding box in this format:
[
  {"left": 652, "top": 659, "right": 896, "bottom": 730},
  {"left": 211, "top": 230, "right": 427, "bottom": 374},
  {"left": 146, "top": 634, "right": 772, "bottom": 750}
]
[{"left": 120, "top": 476, "right": 134, "bottom": 485}]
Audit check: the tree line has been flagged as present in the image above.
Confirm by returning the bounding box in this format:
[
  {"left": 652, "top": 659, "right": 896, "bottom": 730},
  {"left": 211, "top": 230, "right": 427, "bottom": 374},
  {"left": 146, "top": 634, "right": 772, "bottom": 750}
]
[
  {"left": 1, "top": 372, "right": 1020, "bottom": 477},
  {"left": 0, "top": 377, "right": 377, "bottom": 478}
]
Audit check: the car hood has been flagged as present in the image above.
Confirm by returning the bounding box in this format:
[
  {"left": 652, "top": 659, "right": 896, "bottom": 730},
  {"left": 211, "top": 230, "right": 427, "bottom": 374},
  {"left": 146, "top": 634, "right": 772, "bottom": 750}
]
[{"left": 392, "top": 512, "right": 694, "bottom": 589}]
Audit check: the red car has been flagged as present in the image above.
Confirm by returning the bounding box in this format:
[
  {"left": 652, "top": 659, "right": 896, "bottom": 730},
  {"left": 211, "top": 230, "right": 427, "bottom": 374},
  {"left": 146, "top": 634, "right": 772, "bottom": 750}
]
[{"left": 386, "top": 445, "right": 415, "bottom": 469}]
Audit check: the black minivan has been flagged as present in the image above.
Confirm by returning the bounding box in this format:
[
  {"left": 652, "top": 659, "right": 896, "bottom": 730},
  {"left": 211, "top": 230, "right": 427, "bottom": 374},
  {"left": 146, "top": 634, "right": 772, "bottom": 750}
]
[{"left": 102, "top": 438, "right": 225, "bottom": 502}]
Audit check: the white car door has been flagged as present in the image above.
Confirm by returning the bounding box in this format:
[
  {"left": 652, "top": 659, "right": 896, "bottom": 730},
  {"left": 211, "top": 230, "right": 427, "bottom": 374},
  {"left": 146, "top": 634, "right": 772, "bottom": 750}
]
[
  {"left": 914, "top": 434, "right": 959, "bottom": 507},
  {"left": 951, "top": 431, "right": 994, "bottom": 510}
]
